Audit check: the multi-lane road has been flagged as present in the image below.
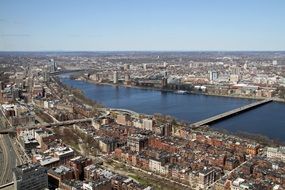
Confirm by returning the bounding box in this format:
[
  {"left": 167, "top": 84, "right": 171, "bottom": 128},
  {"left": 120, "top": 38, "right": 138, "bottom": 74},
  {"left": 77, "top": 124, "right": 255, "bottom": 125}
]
[
  {"left": 0, "top": 134, "right": 19, "bottom": 185},
  {"left": 0, "top": 107, "right": 22, "bottom": 186}
]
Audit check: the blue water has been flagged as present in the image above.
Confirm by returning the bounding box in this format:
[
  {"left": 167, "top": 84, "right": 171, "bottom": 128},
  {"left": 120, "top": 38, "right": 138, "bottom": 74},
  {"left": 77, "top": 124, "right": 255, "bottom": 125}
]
[
  {"left": 212, "top": 102, "right": 285, "bottom": 141},
  {"left": 60, "top": 77, "right": 285, "bottom": 142}
]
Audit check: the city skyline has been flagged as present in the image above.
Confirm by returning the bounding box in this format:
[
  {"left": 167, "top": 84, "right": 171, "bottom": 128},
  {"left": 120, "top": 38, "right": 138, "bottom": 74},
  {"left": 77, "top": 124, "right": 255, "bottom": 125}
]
[
  {"left": 1, "top": 1, "right": 285, "bottom": 188},
  {"left": 1, "top": 0, "right": 285, "bottom": 51}
]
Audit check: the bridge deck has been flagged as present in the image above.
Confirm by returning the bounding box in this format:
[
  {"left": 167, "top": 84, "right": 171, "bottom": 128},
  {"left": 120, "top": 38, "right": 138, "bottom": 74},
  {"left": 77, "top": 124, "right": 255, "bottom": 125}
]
[{"left": 191, "top": 98, "right": 273, "bottom": 127}]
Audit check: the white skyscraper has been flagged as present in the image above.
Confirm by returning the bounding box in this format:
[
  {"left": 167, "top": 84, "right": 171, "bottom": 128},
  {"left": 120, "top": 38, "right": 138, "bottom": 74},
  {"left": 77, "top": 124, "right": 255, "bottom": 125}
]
[
  {"left": 143, "top": 64, "right": 147, "bottom": 71},
  {"left": 113, "top": 71, "right": 118, "bottom": 84},
  {"left": 209, "top": 70, "right": 218, "bottom": 81}
]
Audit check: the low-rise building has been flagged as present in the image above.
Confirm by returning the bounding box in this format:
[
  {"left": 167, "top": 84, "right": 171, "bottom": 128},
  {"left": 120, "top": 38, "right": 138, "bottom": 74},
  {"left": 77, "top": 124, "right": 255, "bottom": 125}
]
[
  {"left": 54, "top": 146, "right": 74, "bottom": 163},
  {"left": 48, "top": 165, "right": 74, "bottom": 189},
  {"left": 98, "top": 138, "right": 116, "bottom": 153},
  {"left": 69, "top": 156, "right": 92, "bottom": 180},
  {"left": 82, "top": 178, "right": 112, "bottom": 190},
  {"left": 116, "top": 114, "right": 130, "bottom": 126},
  {"left": 267, "top": 147, "right": 285, "bottom": 162},
  {"left": 198, "top": 167, "right": 217, "bottom": 189},
  {"left": 127, "top": 134, "right": 148, "bottom": 152},
  {"left": 18, "top": 130, "right": 39, "bottom": 153}
]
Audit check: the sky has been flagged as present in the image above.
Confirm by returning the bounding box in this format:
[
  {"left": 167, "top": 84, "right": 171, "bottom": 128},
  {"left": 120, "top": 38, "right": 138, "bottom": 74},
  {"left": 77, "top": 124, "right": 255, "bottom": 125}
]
[{"left": 0, "top": 0, "right": 285, "bottom": 51}]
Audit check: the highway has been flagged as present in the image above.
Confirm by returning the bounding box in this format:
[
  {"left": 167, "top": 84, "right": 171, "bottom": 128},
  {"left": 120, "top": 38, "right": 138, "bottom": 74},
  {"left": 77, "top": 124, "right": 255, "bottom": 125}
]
[
  {"left": 0, "top": 108, "right": 22, "bottom": 186},
  {"left": 0, "top": 134, "right": 19, "bottom": 185}
]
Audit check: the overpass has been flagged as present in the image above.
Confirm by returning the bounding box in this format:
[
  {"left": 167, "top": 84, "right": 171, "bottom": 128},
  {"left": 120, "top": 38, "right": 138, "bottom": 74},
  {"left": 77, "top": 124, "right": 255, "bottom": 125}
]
[
  {"left": 191, "top": 98, "right": 273, "bottom": 128},
  {"left": 0, "top": 108, "right": 116, "bottom": 134},
  {"left": 0, "top": 118, "right": 94, "bottom": 134},
  {"left": 0, "top": 108, "right": 140, "bottom": 134},
  {"left": 0, "top": 182, "right": 14, "bottom": 189},
  {"left": 36, "top": 118, "right": 93, "bottom": 128},
  {"left": 109, "top": 108, "right": 139, "bottom": 116}
]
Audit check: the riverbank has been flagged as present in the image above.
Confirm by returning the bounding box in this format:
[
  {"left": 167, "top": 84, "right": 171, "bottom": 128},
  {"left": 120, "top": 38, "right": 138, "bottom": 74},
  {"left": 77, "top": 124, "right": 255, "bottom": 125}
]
[
  {"left": 85, "top": 79, "right": 174, "bottom": 93},
  {"left": 58, "top": 75, "right": 285, "bottom": 143},
  {"left": 81, "top": 78, "right": 280, "bottom": 102}
]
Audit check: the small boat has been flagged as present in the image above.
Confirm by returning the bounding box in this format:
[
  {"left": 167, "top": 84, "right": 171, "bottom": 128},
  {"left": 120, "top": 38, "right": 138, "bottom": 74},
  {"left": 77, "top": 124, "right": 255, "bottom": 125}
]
[{"left": 174, "top": 90, "right": 188, "bottom": 94}]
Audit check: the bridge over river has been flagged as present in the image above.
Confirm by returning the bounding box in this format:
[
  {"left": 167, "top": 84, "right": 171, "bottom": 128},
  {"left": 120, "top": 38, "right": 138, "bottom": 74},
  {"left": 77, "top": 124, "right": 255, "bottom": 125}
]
[{"left": 190, "top": 98, "right": 273, "bottom": 128}]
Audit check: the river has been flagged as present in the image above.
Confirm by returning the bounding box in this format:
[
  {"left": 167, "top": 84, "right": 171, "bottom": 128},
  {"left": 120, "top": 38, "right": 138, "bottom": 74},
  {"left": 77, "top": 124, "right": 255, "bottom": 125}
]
[{"left": 60, "top": 76, "right": 285, "bottom": 142}]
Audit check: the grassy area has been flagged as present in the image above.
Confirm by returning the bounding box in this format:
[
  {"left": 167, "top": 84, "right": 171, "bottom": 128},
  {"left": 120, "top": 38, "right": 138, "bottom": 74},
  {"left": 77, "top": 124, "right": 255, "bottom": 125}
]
[
  {"left": 127, "top": 173, "right": 184, "bottom": 190},
  {"left": 109, "top": 162, "right": 184, "bottom": 190},
  {"left": 53, "top": 127, "right": 80, "bottom": 150},
  {"left": 54, "top": 76, "right": 103, "bottom": 108},
  {"left": 34, "top": 109, "right": 54, "bottom": 123},
  {"left": 52, "top": 127, "right": 100, "bottom": 157},
  {"left": 128, "top": 174, "right": 159, "bottom": 188}
]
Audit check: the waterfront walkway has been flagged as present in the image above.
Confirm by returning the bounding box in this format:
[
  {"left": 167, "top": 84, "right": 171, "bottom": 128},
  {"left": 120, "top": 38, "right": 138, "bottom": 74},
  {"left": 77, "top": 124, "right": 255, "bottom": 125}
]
[{"left": 191, "top": 98, "right": 273, "bottom": 128}]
